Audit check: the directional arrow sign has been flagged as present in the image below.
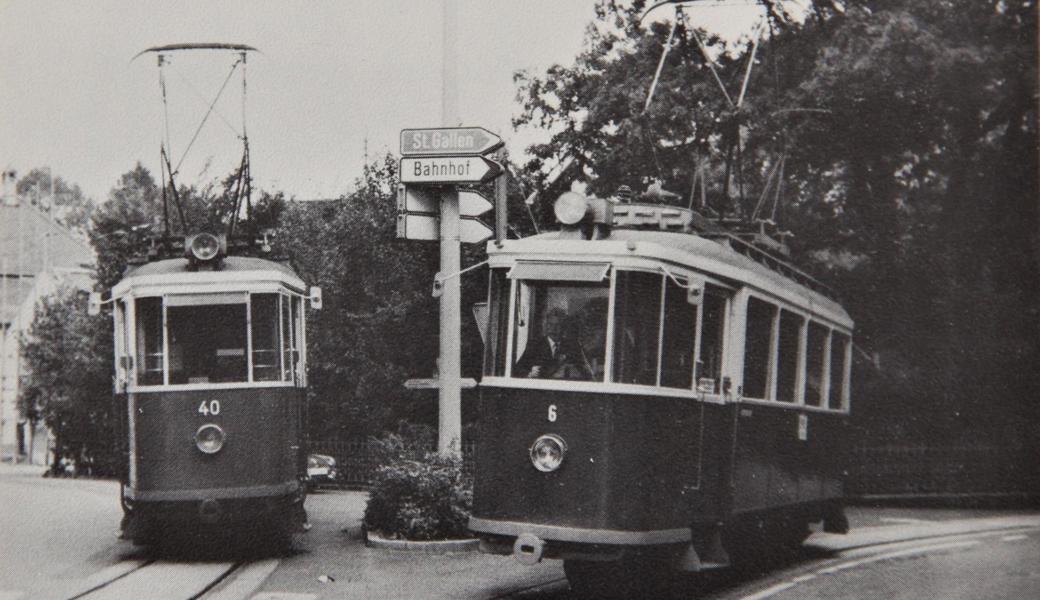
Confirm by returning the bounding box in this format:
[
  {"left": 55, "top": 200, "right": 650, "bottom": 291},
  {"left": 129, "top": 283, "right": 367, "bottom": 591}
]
[
  {"left": 397, "top": 184, "right": 438, "bottom": 213},
  {"left": 396, "top": 213, "right": 439, "bottom": 241},
  {"left": 400, "top": 156, "right": 502, "bottom": 185},
  {"left": 400, "top": 127, "right": 503, "bottom": 157},
  {"left": 459, "top": 190, "right": 493, "bottom": 217},
  {"left": 460, "top": 218, "right": 493, "bottom": 244}
]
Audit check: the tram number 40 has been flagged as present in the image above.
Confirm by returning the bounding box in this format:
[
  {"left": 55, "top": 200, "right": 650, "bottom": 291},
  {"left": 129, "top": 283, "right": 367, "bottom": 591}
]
[{"left": 198, "top": 400, "right": 221, "bottom": 416}]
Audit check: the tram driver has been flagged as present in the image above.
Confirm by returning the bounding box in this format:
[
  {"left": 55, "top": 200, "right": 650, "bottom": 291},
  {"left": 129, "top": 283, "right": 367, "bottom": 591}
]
[{"left": 515, "top": 306, "right": 597, "bottom": 381}]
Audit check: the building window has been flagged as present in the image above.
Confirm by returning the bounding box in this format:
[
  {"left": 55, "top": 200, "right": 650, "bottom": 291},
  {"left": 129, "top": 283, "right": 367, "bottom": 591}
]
[{"left": 743, "top": 297, "right": 777, "bottom": 400}]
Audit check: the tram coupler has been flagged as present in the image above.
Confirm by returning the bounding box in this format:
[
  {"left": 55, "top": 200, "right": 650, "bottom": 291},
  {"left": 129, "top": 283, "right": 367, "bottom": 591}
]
[{"left": 513, "top": 533, "right": 546, "bottom": 565}]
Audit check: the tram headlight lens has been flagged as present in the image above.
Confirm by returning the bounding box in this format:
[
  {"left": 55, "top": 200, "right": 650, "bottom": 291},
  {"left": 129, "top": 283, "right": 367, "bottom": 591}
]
[
  {"left": 530, "top": 434, "right": 567, "bottom": 472},
  {"left": 194, "top": 424, "right": 226, "bottom": 454},
  {"left": 188, "top": 233, "right": 222, "bottom": 262},
  {"left": 554, "top": 192, "right": 589, "bottom": 226}
]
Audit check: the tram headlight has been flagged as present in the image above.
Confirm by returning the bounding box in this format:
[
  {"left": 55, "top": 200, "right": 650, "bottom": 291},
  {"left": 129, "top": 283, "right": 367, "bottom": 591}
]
[
  {"left": 554, "top": 192, "right": 589, "bottom": 226},
  {"left": 185, "top": 232, "right": 225, "bottom": 263},
  {"left": 530, "top": 434, "right": 567, "bottom": 472},
  {"left": 194, "top": 423, "right": 226, "bottom": 454}
]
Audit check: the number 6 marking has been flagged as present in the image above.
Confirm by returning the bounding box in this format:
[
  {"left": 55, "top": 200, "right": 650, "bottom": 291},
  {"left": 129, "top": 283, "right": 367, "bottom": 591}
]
[
  {"left": 198, "top": 400, "right": 221, "bottom": 416},
  {"left": 547, "top": 404, "right": 557, "bottom": 423}
]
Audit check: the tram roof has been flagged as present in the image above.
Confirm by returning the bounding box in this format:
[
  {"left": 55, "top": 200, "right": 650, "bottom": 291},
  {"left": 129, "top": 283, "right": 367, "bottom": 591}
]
[
  {"left": 113, "top": 256, "right": 305, "bottom": 297},
  {"left": 489, "top": 229, "right": 853, "bottom": 330}
]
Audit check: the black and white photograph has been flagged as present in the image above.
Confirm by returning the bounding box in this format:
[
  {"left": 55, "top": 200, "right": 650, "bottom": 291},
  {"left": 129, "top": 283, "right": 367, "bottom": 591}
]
[{"left": 1, "top": 1, "right": 1037, "bottom": 598}]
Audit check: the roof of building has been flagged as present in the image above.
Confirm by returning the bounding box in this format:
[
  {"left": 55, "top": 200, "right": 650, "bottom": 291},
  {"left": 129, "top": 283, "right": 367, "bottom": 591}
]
[
  {"left": 0, "top": 203, "right": 94, "bottom": 276},
  {"left": 1, "top": 202, "right": 95, "bottom": 325}
]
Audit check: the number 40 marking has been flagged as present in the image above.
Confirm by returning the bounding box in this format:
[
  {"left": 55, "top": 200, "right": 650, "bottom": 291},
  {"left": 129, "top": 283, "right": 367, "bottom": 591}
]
[{"left": 198, "top": 400, "right": 221, "bottom": 416}]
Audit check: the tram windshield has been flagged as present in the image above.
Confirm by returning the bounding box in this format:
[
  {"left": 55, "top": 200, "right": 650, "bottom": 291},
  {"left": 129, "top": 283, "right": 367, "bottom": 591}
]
[
  {"left": 131, "top": 292, "right": 303, "bottom": 387},
  {"left": 512, "top": 282, "right": 610, "bottom": 381}
]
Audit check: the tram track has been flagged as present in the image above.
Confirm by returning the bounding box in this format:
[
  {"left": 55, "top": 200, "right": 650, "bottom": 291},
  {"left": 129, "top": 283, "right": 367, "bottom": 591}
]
[{"left": 65, "top": 558, "right": 254, "bottom": 600}]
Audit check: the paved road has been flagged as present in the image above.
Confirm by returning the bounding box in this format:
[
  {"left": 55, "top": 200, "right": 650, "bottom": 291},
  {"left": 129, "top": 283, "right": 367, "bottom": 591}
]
[{"left": 1, "top": 466, "right": 1037, "bottom": 599}]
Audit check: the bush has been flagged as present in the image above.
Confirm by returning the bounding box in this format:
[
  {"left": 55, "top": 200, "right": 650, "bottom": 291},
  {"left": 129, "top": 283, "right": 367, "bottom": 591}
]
[{"left": 363, "top": 429, "right": 473, "bottom": 541}]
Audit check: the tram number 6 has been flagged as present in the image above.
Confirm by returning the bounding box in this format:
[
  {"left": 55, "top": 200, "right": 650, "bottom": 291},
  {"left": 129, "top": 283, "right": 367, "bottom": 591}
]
[
  {"left": 198, "top": 400, "right": 221, "bottom": 416},
  {"left": 547, "top": 404, "right": 557, "bottom": 423}
]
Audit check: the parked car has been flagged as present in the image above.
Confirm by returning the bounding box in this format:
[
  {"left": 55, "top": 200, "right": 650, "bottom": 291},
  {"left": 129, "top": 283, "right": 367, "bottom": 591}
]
[{"left": 306, "top": 454, "right": 339, "bottom": 490}]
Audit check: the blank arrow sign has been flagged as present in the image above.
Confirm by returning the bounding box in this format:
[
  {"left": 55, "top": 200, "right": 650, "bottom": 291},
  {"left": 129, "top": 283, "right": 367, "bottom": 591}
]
[
  {"left": 459, "top": 190, "right": 493, "bottom": 217},
  {"left": 460, "top": 219, "right": 493, "bottom": 244}
]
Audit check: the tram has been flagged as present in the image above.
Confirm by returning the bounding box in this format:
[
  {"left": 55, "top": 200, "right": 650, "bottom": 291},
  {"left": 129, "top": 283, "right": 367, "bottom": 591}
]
[
  {"left": 104, "top": 233, "right": 319, "bottom": 546},
  {"left": 470, "top": 191, "right": 853, "bottom": 595}
]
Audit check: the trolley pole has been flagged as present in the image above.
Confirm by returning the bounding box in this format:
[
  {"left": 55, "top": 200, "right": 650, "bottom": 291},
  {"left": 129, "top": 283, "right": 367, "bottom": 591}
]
[{"left": 438, "top": 0, "right": 462, "bottom": 457}]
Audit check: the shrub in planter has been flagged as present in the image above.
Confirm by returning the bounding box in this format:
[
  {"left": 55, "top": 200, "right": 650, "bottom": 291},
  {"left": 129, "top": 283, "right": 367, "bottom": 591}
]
[{"left": 363, "top": 432, "right": 473, "bottom": 541}]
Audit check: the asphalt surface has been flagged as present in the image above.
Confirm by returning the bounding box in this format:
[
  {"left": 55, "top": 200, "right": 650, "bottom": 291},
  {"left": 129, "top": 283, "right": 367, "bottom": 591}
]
[{"left": 1, "top": 464, "right": 1038, "bottom": 599}]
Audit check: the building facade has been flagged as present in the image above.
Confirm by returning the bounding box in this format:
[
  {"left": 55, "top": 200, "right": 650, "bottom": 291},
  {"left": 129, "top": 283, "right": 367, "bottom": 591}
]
[{"left": 1, "top": 170, "right": 95, "bottom": 464}]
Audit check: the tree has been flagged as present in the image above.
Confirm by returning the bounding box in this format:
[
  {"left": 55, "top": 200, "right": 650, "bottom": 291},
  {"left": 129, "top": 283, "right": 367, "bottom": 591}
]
[
  {"left": 19, "top": 287, "right": 117, "bottom": 475},
  {"left": 17, "top": 168, "right": 96, "bottom": 236},
  {"left": 512, "top": 0, "right": 1038, "bottom": 447}
]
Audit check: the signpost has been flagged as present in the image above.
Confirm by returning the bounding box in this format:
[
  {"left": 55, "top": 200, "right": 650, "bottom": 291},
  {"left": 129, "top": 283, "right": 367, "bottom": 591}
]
[
  {"left": 398, "top": 121, "right": 507, "bottom": 458},
  {"left": 400, "top": 156, "right": 502, "bottom": 185},
  {"left": 400, "top": 127, "right": 503, "bottom": 157}
]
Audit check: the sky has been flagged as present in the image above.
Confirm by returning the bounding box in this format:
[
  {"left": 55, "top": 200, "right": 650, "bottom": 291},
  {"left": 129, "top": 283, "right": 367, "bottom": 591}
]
[{"left": 0, "top": 0, "right": 764, "bottom": 204}]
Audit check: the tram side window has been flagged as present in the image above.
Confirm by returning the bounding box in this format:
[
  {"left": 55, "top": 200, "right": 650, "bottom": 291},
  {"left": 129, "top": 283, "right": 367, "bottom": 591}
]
[
  {"left": 776, "top": 310, "right": 802, "bottom": 403},
  {"left": 804, "top": 322, "right": 828, "bottom": 406},
  {"left": 612, "top": 271, "right": 663, "bottom": 385},
  {"left": 251, "top": 294, "right": 281, "bottom": 381},
  {"left": 135, "top": 297, "right": 163, "bottom": 386},
  {"left": 512, "top": 281, "right": 609, "bottom": 381},
  {"left": 660, "top": 276, "right": 697, "bottom": 389},
  {"left": 743, "top": 297, "right": 777, "bottom": 400},
  {"left": 282, "top": 296, "right": 301, "bottom": 383},
  {"left": 696, "top": 287, "right": 727, "bottom": 394},
  {"left": 167, "top": 301, "right": 248, "bottom": 384},
  {"left": 485, "top": 268, "right": 510, "bottom": 377},
  {"left": 829, "top": 332, "right": 850, "bottom": 410}
]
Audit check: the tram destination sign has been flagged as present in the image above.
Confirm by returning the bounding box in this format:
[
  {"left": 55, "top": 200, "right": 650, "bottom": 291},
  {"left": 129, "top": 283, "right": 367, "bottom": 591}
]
[
  {"left": 400, "top": 127, "right": 503, "bottom": 157},
  {"left": 400, "top": 156, "right": 502, "bottom": 185}
]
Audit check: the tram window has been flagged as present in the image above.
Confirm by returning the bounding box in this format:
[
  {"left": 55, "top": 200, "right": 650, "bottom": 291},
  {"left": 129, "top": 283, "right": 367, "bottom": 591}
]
[
  {"left": 696, "top": 288, "right": 727, "bottom": 394},
  {"left": 829, "top": 332, "right": 850, "bottom": 410},
  {"left": 743, "top": 297, "right": 777, "bottom": 400},
  {"left": 660, "top": 276, "right": 697, "bottom": 389},
  {"left": 135, "top": 297, "right": 163, "bottom": 386},
  {"left": 251, "top": 294, "right": 281, "bottom": 381},
  {"left": 512, "top": 281, "right": 609, "bottom": 381},
  {"left": 776, "top": 310, "right": 803, "bottom": 403},
  {"left": 612, "top": 271, "right": 663, "bottom": 385},
  {"left": 167, "top": 302, "right": 247, "bottom": 384},
  {"left": 804, "top": 322, "right": 828, "bottom": 406},
  {"left": 485, "top": 269, "right": 510, "bottom": 377},
  {"left": 282, "top": 295, "right": 301, "bottom": 383}
]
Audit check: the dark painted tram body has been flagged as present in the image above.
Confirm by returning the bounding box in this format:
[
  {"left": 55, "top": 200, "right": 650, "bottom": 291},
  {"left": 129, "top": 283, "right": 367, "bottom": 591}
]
[
  {"left": 471, "top": 200, "right": 853, "bottom": 576},
  {"left": 110, "top": 248, "right": 312, "bottom": 543}
]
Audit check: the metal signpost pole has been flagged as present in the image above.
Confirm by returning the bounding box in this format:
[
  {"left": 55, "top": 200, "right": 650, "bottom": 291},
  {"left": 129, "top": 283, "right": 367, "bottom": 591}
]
[{"left": 438, "top": 0, "right": 462, "bottom": 457}]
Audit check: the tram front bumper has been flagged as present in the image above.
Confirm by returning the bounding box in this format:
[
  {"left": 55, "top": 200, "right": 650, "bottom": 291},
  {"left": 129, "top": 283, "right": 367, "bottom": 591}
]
[{"left": 470, "top": 516, "right": 690, "bottom": 562}]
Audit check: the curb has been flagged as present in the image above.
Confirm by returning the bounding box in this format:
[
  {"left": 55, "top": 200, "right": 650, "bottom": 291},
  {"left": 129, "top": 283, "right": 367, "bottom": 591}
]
[{"left": 364, "top": 530, "right": 479, "bottom": 553}]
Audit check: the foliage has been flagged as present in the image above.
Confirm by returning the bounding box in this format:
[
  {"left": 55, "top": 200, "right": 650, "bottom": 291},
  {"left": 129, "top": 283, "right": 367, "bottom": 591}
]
[
  {"left": 362, "top": 427, "right": 473, "bottom": 541},
  {"left": 513, "top": 0, "right": 1038, "bottom": 443},
  {"left": 19, "top": 288, "right": 119, "bottom": 476},
  {"left": 278, "top": 154, "right": 491, "bottom": 441},
  {"left": 17, "top": 168, "right": 96, "bottom": 236}
]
